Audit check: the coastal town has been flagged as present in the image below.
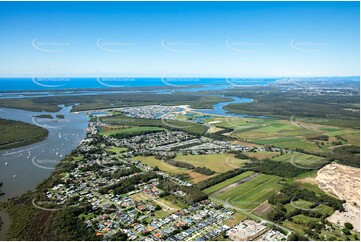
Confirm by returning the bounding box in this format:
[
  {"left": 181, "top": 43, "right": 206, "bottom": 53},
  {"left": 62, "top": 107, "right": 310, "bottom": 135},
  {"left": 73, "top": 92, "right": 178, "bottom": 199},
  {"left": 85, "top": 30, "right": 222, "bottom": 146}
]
[{"left": 32, "top": 106, "right": 292, "bottom": 241}]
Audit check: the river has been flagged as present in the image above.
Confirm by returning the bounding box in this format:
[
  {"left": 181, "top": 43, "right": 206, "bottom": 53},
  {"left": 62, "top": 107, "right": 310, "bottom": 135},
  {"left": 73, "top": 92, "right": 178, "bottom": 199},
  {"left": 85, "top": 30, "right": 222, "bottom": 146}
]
[{"left": 0, "top": 105, "right": 88, "bottom": 201}]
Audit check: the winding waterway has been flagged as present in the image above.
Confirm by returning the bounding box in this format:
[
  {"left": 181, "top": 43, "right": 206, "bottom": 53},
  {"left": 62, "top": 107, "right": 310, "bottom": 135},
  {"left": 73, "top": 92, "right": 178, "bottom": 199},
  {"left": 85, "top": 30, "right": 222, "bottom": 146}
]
[{"left": 0, "top": 105, "right": 88, "bottom": 201}]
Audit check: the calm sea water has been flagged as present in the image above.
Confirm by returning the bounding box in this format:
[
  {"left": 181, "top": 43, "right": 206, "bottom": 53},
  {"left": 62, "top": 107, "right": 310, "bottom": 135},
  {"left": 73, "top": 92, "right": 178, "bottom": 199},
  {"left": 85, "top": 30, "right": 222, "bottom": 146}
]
[{"left": 0, "top": 78, "right": 277, "bottom": 91}]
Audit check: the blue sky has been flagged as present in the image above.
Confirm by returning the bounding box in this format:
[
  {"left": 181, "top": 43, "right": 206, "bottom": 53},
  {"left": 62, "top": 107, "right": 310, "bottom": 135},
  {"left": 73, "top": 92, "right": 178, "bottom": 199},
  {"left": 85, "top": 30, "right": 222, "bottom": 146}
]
[{"left": 0, "top": 1, "right": 359, "bottom": 77}]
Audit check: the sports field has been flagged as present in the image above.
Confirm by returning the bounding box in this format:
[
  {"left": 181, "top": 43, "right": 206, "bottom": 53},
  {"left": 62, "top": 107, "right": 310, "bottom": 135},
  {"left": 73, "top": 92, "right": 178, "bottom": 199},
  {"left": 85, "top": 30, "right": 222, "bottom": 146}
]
[{"left": 215, "top": 174, "right": 283, "bottom": 210}]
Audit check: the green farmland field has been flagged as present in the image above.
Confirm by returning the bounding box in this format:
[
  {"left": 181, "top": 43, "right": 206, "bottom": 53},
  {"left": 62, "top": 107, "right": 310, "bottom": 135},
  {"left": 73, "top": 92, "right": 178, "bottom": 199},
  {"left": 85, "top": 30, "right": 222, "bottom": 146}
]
[
  {"left": 203, "top": 171, "right": 254, "bottom": 194},
  {"left": 216, "top": 174, "right": 283, "bottom": 209}
]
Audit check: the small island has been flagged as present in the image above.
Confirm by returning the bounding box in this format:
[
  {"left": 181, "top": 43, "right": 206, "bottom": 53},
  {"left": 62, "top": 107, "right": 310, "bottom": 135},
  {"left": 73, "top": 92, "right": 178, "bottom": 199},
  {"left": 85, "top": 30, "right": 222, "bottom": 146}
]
[
  {"left": 56, "top": 114, "right": 65, "bottom": 119},
  {"left": 0, "top": 118, "right": 49, "bottom": 150},
  {"left": 34, "top": 114, "right": 53, "bottom": 119}
]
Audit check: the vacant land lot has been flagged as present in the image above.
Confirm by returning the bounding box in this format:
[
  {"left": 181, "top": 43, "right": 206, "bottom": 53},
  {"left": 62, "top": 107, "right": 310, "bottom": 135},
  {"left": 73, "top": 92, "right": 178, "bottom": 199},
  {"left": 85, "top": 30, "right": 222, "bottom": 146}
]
[
  {"left": 175, "top": 153, "right": 248, "bottom": 173},
  {"left": 251, "top": 202, "right": 273, "bottom": 217},
  {"left": 216, "top": 174, "right": 283, "bottom": 210},
  {"left": 133, "top": 156, "right": 212, "bottom": 183},
  {"left": 317, "top": 163, "right": 360, "bottom": 232}
]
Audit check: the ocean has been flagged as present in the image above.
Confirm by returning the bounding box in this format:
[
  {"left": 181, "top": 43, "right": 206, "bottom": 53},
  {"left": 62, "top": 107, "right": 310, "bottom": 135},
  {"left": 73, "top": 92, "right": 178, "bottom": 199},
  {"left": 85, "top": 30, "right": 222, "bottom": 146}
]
[{"left": 0, "top": 78, "right": 277, "bottom": 91}]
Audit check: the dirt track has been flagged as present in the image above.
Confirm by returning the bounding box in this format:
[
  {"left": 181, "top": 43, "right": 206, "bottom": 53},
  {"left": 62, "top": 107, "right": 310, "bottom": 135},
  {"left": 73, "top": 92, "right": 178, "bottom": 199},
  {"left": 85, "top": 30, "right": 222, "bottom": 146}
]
[{"left": 316, "top": 163, "right": 360, "bottom": 232}]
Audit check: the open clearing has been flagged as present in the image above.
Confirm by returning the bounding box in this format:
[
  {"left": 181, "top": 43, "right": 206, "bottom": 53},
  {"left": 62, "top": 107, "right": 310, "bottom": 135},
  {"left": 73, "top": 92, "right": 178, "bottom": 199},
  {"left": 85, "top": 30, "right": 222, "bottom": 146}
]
[
  {"left": 244, "top": 151, "right": 280, "bottom": 160},
  {"left": 211, "top": 173, "right": 259, "bottom": 197},
  {"left": 251, "top": 202, "right": 273, "bottom": 217},
  {"left": 106, "top": 146, "right": 128, "bottom": 154},
  {"left": 175, "top": 153, "right": 248, "bottom": 173},
  {"left": 131, "top": 192, "right": 181, "bottom": 215},
  {"left": 203, "top": 171, "right": 255, "bottom": 194},
  {"left": 101, "top": 126, "right": 165, "bottom": 136},
  {"left": 272, "top": 152, "right": 327, "bottom": 169},
  {"left": 316, "top": 163, "right": 360, "bottom": 232},
  {"left": 225, "top": 212, "right": 248, "bottom": 227},
  {"left": 133, "top": 156, "right": 213, "bottom": 183},
  {"left": 215, "top": 174, "right": 283, "bottom": 210}
]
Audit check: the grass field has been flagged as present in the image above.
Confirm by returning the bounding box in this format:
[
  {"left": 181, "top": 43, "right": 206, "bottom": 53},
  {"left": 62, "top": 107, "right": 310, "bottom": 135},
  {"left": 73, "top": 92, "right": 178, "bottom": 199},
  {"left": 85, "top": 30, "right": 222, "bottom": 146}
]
[
  {"left": 216, "top": 174, "right": 283, "bottom": 210},
  {"left": 292, "top": 214, "right": 320, "bottom": 225},
  {"left": 133, "top": 156, "right": 212, "bottom": 183},
  {"left": 203, "top": 171, "right": 254, "bottom": 194},
  {"left": 285, "top": 199, "right": 313, "bottom": 213},
  {"left": 162, "top": 195, "right": 188, "bottom": 209},
  {"left": 224, "top": 212, "right": 247, "bottom": 227},
  {"left": 175, "top": 153, "right": 248, "bottom": 173},
  {"left": 314, "top": 204, "right": 334, "bottom": 216},
  {"left": 244, "top": 151, "right": 280, "bottom": 160},
  {"left": 101, "top": 126, "right": 165, "bottom": 136},
  {"left": 106, "top": 146, "right": 128, "bottom": 153},
  {"left": 272, "top": 152, "right": 326, "bottom": 169}
]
